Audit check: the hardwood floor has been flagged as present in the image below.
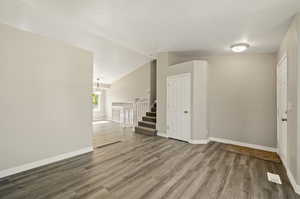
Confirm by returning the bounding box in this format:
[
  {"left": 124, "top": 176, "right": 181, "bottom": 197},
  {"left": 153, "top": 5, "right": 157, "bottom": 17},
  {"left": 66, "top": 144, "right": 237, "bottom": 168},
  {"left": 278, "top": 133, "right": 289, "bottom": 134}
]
[
  {"left": 0, "top": 134, "right": 299, "bottom": 199},
  {"left": 92, "top": 121, "right": 134, "bottom": 148}
]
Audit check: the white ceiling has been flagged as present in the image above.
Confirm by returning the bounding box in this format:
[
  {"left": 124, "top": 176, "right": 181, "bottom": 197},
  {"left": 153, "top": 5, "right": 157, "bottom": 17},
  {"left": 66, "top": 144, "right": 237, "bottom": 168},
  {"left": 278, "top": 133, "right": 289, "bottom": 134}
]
[
  {"left": 1, "top": 0, "right": 300, "bottom": 81},
  {"left": 0, "top": 0, "right": 152, "bottom": 83}
]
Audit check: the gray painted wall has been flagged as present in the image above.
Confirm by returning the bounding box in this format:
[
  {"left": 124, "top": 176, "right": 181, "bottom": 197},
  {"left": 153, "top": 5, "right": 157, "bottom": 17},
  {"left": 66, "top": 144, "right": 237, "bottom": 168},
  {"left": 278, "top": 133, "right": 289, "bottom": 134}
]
[
  {"left": 207, "top": 54, "right": 276, "bottom": 147},
  {"left": 0, "top": 23, "right": 93, "bottom": 171},
  {"left": 106, "top": 62, "right": 152, "bottom": 119},
  {"left": 278, "top": 14, "right": 300, "bottom": 184},
  {"left": 150, "top": 60, "right": 157, "bottom": 106},
  {"left": 157, "top": 53, "right": 171, "bottom": 136},
  {"left": 157, "top": 52, "right": 277, "bottom": 148}
]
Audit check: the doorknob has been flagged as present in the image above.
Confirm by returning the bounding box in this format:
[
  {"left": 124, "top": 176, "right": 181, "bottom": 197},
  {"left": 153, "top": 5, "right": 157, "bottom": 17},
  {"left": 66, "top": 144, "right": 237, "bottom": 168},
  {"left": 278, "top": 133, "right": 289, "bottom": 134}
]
[
  {"left": 184, "top": 110, "right": 188, "bottom": 114},
  {"left": 282, "top": 118, "right": 287, "bottom": 122}
]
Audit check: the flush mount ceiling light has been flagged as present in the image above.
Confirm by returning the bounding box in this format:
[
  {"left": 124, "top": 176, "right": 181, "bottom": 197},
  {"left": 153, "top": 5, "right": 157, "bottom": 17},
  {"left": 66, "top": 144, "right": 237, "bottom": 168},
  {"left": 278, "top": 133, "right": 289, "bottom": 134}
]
[{"left": 231, "top": 43, "right": 250, "bottom": 53}]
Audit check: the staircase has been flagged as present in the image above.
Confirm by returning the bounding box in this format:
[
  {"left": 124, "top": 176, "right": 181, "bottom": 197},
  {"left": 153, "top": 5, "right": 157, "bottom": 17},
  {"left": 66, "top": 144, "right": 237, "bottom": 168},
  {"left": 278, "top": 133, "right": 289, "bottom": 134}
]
[{"left": 135, "top": 102, "right": 157, "bottom": 136}]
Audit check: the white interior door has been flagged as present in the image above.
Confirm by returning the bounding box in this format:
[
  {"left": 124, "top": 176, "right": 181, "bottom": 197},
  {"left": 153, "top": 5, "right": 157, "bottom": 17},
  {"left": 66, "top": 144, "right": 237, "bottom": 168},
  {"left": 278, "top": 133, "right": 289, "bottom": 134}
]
[
  {"left": 167, "top": 73, "right": 191, "bottom": 142},
  {"left": 277, "top": 56, "right": 288, "bottom": 161}
]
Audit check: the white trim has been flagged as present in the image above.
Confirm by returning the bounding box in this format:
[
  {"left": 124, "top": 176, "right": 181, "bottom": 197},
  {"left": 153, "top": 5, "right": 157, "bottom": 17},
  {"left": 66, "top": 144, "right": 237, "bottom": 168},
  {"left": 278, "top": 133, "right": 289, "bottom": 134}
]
[
  {"left": 209, "top": 137, "right": 277, "bottom": 152},
  {"left": 157, "top": 132, "right": 168, "bottom": 138},
  {"left": 189, "top": 139, "right": 210, "bottom": 144},
  {"left": 279, "top": 153, "right": 300, "bottom": 195},
  {"left": 278, "top": 53, "right": 287, "bottom": 66},
  {"left": 157, "top": 133, "right": 210, "bottom": 145},
  {"left": 166, "top": 72, "right": 191, "bottom": 79},
  {"left": 0, "top": 146, "right": 93, "bottom": 179}
]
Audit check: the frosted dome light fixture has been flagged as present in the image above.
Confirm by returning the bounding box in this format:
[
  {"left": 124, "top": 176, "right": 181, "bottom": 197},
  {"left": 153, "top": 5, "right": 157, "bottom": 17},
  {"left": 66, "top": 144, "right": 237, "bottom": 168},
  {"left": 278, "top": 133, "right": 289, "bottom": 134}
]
[{"left": 231, "top": 43, "right": 250, "bottom": 53}]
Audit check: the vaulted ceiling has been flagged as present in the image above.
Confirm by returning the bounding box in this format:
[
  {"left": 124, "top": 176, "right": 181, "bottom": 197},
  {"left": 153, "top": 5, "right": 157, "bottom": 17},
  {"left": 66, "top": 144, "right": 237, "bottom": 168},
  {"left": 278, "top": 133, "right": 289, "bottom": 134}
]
[{"left": 0, "top": 0, "right": 300, "bottom": 82}]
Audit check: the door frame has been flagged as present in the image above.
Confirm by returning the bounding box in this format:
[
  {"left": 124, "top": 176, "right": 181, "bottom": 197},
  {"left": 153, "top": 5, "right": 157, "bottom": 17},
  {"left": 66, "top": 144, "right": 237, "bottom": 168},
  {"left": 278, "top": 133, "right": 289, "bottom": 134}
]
[
  {"left": 166, "top": 73, "right": 192, "bottom": 142},
  {"left": 276, "top": 54, "right": 288, "bottom": 161}
]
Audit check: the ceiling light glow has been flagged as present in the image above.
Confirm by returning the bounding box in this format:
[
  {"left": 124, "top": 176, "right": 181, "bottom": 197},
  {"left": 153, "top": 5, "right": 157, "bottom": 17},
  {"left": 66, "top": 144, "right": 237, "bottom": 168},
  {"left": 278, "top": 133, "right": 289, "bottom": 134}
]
[{"left": 231, "top": 43, "right": 250, "bottom": 53}]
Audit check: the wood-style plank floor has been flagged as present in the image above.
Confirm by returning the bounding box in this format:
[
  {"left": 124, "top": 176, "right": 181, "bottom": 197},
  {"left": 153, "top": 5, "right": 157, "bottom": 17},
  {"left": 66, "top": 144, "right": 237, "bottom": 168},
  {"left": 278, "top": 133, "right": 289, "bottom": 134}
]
[
  {"left": 0, "top": 134, "right": 299, "bottom": 199},
  {"left": 92, "top": 121, "right": 133, "bottom": 148}
]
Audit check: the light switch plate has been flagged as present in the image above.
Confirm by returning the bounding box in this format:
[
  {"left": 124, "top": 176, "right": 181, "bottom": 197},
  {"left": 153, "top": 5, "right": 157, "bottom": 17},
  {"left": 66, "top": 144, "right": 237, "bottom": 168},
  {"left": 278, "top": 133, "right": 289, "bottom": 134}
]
[{"left": 267, "top": 172, "right": 282, "bottom": 184}]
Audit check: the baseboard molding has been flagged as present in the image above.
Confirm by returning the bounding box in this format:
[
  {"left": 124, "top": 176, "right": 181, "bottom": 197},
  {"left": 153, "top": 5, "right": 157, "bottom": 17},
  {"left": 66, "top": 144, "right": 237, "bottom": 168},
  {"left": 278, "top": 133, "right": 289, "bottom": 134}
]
[
  {"left": 157, "top": 135, "right": 277, "bottom": 152},
  {"left": 189, "top": 139, "right": 210, "bottom": 144},
  {"left": 0, "top": 146, "right": 93, "bottom": 179},
  {"left": 157, "top": 132, "right": 168, "bottom": 138},
  {"left": 209, "top": 137, "right": 277, "bottom": 152},
  {"left": 279, "top": 154, "right": 300, "bottom": 195}
]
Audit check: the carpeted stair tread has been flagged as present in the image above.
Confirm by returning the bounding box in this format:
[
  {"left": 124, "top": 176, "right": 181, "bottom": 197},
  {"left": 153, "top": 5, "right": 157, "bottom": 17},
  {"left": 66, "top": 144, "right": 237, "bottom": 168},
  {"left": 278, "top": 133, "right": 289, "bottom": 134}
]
[
  {"left": 142, "top": 116, "right": 156, "bottom": 123},
  {"left": 146, "top": 112, "right": 156, "bottom": 117},
  {"left": 138, "top": 121, "right": 156, "bottom": 129},
  {"left": 135, "top": 126, "right": 157, "bottom": 136}
]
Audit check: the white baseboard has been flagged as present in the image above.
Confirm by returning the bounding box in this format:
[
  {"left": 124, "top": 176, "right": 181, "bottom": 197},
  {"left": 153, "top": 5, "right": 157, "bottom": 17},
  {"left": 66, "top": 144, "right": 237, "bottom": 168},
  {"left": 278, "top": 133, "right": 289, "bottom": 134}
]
[
  {"left": 278, "top": 153, "right": 300, "bottom": 195},
  {"left": 0, "top": 146, "right": 93, "bottom": 179},
  {"left": 157, "top": 132, "right": 168, "bottom": 138},
  {"left": 189, "top": 139, "right": 210, "bottom": 144},
  {"left": 157, "top": 135, "right": 277, "bottom": 152},
  {"left": 209, "top": 137, "right": 277, "bottom": 152}
]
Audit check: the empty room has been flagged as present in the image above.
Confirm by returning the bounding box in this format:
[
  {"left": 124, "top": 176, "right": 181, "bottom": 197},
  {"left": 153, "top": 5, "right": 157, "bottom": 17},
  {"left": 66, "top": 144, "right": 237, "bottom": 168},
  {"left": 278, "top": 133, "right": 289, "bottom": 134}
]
[{"left": 1, "top": 0, "right": 300, "bottom": 198}]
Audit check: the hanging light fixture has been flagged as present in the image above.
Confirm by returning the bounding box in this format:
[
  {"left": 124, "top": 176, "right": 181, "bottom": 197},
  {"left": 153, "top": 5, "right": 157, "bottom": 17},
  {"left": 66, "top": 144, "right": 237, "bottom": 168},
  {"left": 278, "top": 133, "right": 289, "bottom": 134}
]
[
  {"left": 96, "top": 78, "right": 101, "bottom": 89},
  {"left": 94, "top": 77, "right": 111, "bottom": 90}
]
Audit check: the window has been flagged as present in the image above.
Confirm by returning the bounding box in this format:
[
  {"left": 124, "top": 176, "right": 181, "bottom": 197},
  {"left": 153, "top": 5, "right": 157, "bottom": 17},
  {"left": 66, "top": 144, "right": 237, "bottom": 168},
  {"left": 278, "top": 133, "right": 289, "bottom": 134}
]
[{"left": 92, "top": 92, "right": 101, "bottom": 111}]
